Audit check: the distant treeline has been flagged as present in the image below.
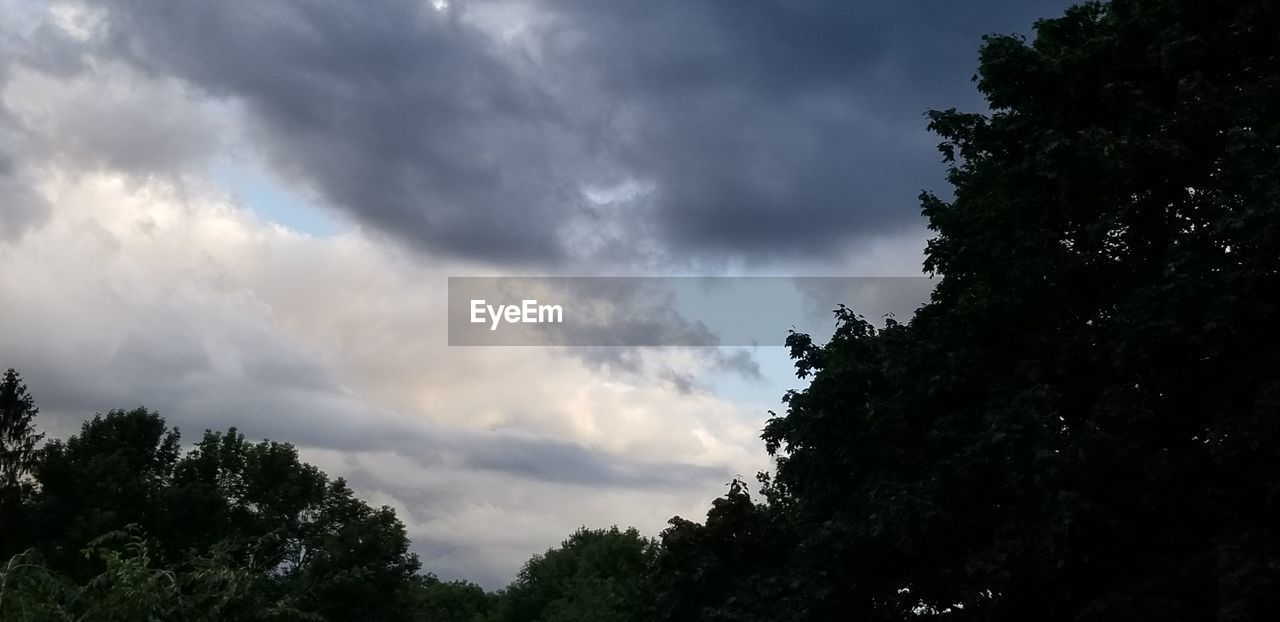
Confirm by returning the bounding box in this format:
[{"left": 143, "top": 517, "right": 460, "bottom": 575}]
[
  {"left": 5, "top": 0, "right": 1280, "bottom": 619},
  {"left": 0, "top": 368, "right": 674, "bottom": 621}
]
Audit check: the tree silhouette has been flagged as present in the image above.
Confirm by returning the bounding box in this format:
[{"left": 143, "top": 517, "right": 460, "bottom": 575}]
[
  {"left": 0, "top": 369, "right": 42, "bottom": 491},
  {"left": 0, "top": 369, "right": 44, "bottom": 557},
  {"left": 495, "top": 526, "right": 656, "bottom": 622},
  {"left": 7, "top": 402, "right": 423, "bottom": 620},
  {"left": 752, "top": 0, "right": 1280, "bottom": 619}
]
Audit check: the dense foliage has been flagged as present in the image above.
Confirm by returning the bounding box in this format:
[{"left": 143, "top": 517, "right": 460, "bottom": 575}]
[
  {"left": 749, "top": 0, "right": 1280, "bottom": 618},
  {"left": 493, "top": 527, "right": 656, "bottom": 622},
  {"left": 0, "top": 396, "right": 425, "bottom": 620},
  {"left": 4, "top": 0, "right": 1278, "bottom": 619},
  {"left": 661, "top": 0, "right": 1280, "bottom": 618}
]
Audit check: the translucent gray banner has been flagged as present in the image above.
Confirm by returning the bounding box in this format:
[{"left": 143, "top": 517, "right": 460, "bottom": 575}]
[{"left": 448, "top": 277, "right": 933, "bottom": 346}]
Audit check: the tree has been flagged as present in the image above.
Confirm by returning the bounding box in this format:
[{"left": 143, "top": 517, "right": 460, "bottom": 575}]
[
  {"left": 15, "top": 407, "right": 423, "bottom": 620},
  {"left": 22, "top": 407, "right": 181, "bottom": 579},
  {"left": 0, "top": 369, "right": 44, "bottom": 556},
  {"left": 168, "top": 428, "right": 333, "bottom": 568},
  {"left": 0, "top": 369, "right": 42, "bottom": 492},
  {"left": 277, "top": 479, "right": 422, "bottom": 621},
  {"left": 753, "top": 0, "right": 1280, "bottom": 619},
  {"left": 409, "top": 575, "right": 495, "bottom": 622},
  {"left": 171, "top": 429, "right": 423, "bottom": 620},
  {"left": 495, "top": 526, "right": 656, "bottom": 622},
  {"left": 653, "top": 479, "right": 799, "bottom": 622}
]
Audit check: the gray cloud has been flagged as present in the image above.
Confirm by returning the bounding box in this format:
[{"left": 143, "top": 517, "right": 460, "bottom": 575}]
[
  {"left": 80, "top": 0, "right": 584, "bottom": 263},
  {"left": 0, "top": 148, "right": 47, "bottom": 240},
  {"left": 0, "top": 31, "right": 48, "bottom": 239},
  {"left": 456, "top": 430, "right": 725, "bottom": 489},
  {"left": 14, "top": 306, "right": 720, "bottom": 492},
  {"left": 53, "top": 0, "right": 1071, "bottom": 268}
]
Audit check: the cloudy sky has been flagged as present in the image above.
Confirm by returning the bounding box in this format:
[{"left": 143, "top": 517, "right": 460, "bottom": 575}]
[{"left": 0, "top": 0, "right": 1070, "bottom": 587}]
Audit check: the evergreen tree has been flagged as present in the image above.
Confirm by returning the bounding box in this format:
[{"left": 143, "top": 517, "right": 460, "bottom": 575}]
[{"left": 0, "top": 369, "right": 44, "bottom": 556}]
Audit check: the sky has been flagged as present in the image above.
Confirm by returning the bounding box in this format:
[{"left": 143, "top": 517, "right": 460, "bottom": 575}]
[{"left": 0, "top": 0, "right": 1072, "bottom": 587}]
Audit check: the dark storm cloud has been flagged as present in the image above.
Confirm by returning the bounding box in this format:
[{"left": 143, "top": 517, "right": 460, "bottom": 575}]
[
  {"left": 557, "top": 0, "right": 1074, "bottom": 259},
  {"left": 78, "top": 0, "right": 576, "bottom": 262},
  {"left": 71, "top": 0, "right": 1071, "bottom": 266}
]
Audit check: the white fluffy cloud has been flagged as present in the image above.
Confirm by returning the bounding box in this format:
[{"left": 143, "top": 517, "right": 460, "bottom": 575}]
[{"left": 0, "top": 164, "right": 774, "bottom": 584}]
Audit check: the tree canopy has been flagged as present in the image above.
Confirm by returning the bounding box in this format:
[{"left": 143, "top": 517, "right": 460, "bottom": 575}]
[
  {"left": 2, "top": 401, "right": 425, "bottom": 620},
  {"left": 748, "top": 0, "right": 1280, "bottom": 618}
]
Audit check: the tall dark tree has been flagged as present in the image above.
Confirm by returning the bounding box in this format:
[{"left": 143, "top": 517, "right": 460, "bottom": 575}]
[
  {"left": 752, "top": 0, "right": 1280, "bottom": 619},
  {"left": 0, "top": 369, "right": 44, "bottom": 556},
  {"left": 0, "top": 369, "right": 42, "bottom": 491}
]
